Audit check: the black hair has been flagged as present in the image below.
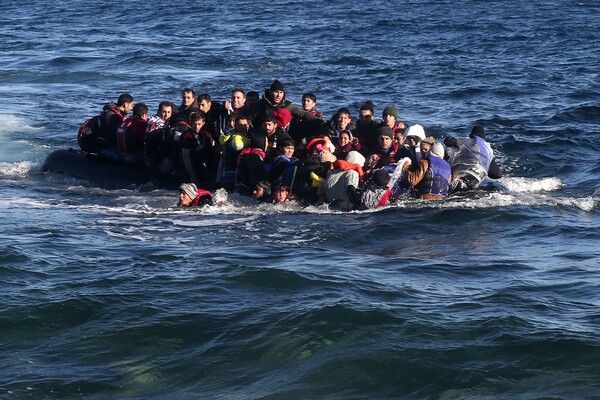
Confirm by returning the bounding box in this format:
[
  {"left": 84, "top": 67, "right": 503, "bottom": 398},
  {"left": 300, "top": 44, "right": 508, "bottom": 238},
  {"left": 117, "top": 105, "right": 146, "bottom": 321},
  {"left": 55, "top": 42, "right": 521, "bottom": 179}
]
[
  {"left": 232, "top": 88, "right": 245, "bottom": 97},
  {"left": 279, "top": 137, "right": 295, "bottom": 149},
  {"left": 235, "top": 113, "right": 250, "bottom": 124},
  {"left": 133, "top": 102, "right": 148, "bottom": 117},
  {"left": 182, "top": 88, "right": 195, "bottom": 97},
  {"left": 197, "top": 93, "right": 211, "bottom": 103},
  {"left": 337, "top": 107, "right": 351, "bottom": 118},
  {"left": 117, "top": 93, "right": 134, "bottom": 106},
  {"left": 302, "top": 92, "right": 317, "bottom": 102},
  {"left": 189, "top": 111, "right": 207, "bottom": 124},
  {"left": 264, "top": 112, "right": 277, "bottom": 124},
  {"left": 157, "top": 101, "right": 173, "bottom": 114}
]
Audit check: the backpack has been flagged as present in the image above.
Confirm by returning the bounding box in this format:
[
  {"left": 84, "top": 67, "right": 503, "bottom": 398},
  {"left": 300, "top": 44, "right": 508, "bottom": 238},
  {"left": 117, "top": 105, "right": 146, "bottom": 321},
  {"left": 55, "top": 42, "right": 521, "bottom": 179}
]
[{"left": 77, "top": 114, "right": 108, "bottom": 153}]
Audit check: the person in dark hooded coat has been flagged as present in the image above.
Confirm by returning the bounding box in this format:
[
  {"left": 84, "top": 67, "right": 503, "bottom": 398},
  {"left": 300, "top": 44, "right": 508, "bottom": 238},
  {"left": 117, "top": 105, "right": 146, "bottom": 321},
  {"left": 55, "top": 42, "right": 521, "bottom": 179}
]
[{"left": 250, "top": 79, "right": 319, "bottom": 135}]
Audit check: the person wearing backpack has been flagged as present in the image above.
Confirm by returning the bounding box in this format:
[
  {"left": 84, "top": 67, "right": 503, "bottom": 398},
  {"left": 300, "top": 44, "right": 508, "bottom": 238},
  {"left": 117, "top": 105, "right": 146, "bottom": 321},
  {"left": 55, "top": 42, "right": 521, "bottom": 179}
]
[
  {"left": 78, "top": 93, "right": 134, "bottom": 154},
  {"left": 101, "top": 93, "right": 134, "bottom": 148}
]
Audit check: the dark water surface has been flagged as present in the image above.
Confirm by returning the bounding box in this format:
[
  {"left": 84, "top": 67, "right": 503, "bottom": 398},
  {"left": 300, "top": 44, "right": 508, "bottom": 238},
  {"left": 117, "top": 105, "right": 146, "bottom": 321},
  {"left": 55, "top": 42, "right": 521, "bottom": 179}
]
[{"left": 1, "top": 1, "right": 600, "bottom": 399}]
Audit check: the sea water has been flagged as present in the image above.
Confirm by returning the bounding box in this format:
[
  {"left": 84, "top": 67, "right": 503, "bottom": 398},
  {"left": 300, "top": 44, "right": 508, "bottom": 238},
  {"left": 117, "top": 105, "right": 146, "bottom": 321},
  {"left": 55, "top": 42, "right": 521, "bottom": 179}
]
[{"left": 1, "top": 1, "right": 600, "bottom": 399}]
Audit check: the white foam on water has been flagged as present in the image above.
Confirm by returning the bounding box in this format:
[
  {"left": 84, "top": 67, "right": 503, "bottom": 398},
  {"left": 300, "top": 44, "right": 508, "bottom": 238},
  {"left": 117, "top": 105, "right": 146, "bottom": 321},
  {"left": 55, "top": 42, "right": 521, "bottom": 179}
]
[
  {"left": 0, "top": 113, "right": 44, "bottom": 135},
  {"left": 499, "top": 176, "right": 564, "bottom": 193},
  {"left": 0, "top": 161, "right": 38, "bottom": 178}
]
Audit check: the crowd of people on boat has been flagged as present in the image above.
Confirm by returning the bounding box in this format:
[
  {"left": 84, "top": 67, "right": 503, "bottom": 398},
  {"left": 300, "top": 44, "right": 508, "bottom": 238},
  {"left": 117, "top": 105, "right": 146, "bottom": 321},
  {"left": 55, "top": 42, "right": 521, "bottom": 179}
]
[{"left": 77, "top": 79, "right": 503, "bottom": 209}]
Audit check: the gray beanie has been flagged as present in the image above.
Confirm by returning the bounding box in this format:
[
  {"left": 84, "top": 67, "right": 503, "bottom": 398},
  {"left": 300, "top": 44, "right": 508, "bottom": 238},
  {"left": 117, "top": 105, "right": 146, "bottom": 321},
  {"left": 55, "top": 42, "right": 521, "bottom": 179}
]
[
  {"left": 179, "top": 183, "right": 197, "bottom": 199},
  {"left": 429, "top": 142, "right": 445, "bottom": 159}
]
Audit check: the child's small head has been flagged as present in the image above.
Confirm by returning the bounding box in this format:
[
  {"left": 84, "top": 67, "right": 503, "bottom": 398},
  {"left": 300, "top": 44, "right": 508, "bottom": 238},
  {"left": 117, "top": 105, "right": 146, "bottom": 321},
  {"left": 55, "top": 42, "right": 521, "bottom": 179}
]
[
  {"left": 273, "top": 185, "right": 290, "bottom": 203},
  {"left": 279, "top": 137, "right": 295, "bottom": 158}
]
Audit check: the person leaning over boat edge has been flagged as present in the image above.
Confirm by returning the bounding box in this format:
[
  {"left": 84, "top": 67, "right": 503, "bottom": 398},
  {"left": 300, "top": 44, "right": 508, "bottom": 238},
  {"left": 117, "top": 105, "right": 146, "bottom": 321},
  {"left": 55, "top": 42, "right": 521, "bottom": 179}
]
[{"left": 444, "top": 125, "right": 503, "bottom": 192}]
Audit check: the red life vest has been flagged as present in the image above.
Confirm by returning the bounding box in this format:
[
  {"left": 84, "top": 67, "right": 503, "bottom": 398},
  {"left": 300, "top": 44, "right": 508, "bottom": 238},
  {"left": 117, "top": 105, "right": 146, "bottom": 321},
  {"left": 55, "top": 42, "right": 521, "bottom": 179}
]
[
  {"left": 116, "top": 116, "right": 147, "bottom": 153},
  {"left": 238, "top": 147, "right": 266, "bottom": 161},
  {"left": 192, "top": 189, "right": 213, "bottom": 207}
]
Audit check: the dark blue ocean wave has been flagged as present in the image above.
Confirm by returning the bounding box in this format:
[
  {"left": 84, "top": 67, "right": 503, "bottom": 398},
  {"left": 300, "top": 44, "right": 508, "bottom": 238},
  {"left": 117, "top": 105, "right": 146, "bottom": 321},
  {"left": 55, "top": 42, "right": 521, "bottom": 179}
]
[{"left": 2, "top": 0, "right": 600, "bottom": 398}]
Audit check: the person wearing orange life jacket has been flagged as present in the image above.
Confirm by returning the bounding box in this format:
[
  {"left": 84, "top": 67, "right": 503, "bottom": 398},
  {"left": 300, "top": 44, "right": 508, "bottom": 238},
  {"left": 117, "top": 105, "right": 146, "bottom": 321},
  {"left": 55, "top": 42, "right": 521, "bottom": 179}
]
[
  {"left": 116, "top": 103, "right": 149, "bottom": 163},
  {"left": 178, "top": 183, "right": 213, "bottom": 207}
]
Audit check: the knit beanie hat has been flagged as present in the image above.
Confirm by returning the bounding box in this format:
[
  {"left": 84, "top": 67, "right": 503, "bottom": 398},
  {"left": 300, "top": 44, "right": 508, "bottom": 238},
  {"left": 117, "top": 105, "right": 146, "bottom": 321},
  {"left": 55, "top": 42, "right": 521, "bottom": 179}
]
[
  {"left": 403, "top": 124, "right": 426, "bottom": 142},
  {"left": 320, "top": 150, "right": 337, "bottom": 164},
  {"left": 179, "top": 183, "right": 197, "bottom": 199},
  {"left": 274, "top": 108, "right": 292, "bottom": 128},
  {"left": 270, "top": 79, "right": 285, "bottom": 92},
  {"left": 470, "top": 125, "right": 486, "bottom": 139},
  {"left": 360, "top": 100, "right": 375, "bottom": 114},
  {"left": 378, "top": 126, "right": 394, "bottom": 139},
  {"left": 373, "top": 169, "right": 391, "bottom": 188},
  {"left": 429, "top": 142, "right": 445, "bottom": 159},
  {"left": 382, "top": 105, "right": 398, "bottom": 119}
]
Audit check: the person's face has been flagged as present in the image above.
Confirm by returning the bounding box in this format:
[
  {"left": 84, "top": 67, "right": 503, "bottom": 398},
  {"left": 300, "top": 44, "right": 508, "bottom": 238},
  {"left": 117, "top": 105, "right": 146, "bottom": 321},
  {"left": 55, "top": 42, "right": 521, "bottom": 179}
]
[
  {"left": 358, "top": 110, "right": 373, "bottom": 125},
  {"left": 420, "top": 142, "right": 432, "bottom": 157},
  {"left": 264, "top": 121, "right": 277, "bottom": 135},
  {"left": 199, "top": 99, "right": 211, "bottom": 113},
  {"left": 123, "top": 102, "right": 134, "bottom": 115},
  {"left": 394, "top": 132, "right": 404, "bottom": 145},
  {"left": 179, "top": 191, "right": 193, "bottom": 206},
  {"left": 274, "top": 189, "right": 288, "bottom": 203},
  {"left": 283, "top": 145, "right": 294, "bottom": 158},
  {"left": 193, "top": 118, "right": 205, "bottom": 133},
  {"left": 182, "top": 91, "right": 194, "bottom": 107},
  {"left": 302, "top": 97, "right": 316, "bottom": 112},
  {"left": 384, "top": 114, "right": 396, "bottom": 128},
  {"left": 337, "top": 113, "right": 351, "bottom": 129},
  {"left": 252, "top": 186, "right": 265, "bottom": 198},
  {"left": 235, "top": 118, "right": 250, "bottom": 134},
  {"left": 232, "top": 91, "right": 245, "bottom": 109},
  {"left": 406, "top": 136, "right": 420, "bottom": 147},
  {"left": 160, "top": 105, "right": 172, "bottom": 121},
  {"left": 339, "top": 133, "right": 351, "bottom": 147},
  {"left": 272, "top": 90, "right": 284, "bottom": 104},
  {"left": 379, "top": 135, "right": 393, "bottom": 149}
]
